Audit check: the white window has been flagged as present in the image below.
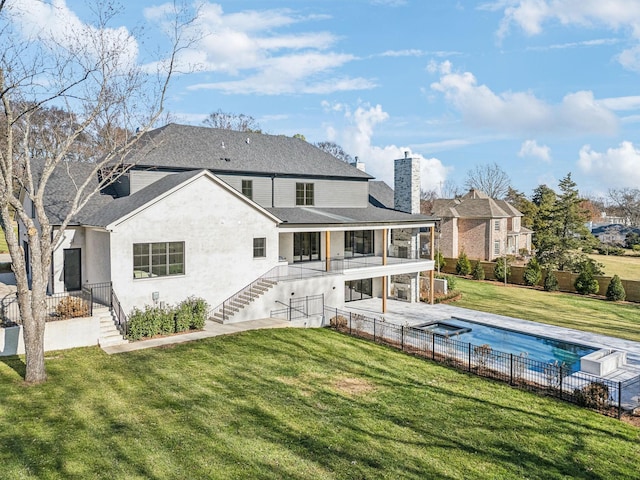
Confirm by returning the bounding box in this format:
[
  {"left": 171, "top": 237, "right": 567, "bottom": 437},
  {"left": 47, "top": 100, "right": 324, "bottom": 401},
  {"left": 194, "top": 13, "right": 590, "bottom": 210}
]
[
  {"left": 133, "top": 242, "right": 184, "bottom": 278},
  {"left": 494, "top": 240, "right": 500, "bottom": 256},
  {"left": 253, "top": 238, "right": 266, "bottom": 258},
  {"left": 494, "top": 220, "right": 500, "bottom": 231}
]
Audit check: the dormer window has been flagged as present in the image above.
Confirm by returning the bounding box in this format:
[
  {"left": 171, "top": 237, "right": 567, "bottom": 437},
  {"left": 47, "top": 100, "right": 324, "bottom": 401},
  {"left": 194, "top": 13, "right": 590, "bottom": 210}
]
[{"left": 296, "top": 183, "right": 314, "bottom": 206}]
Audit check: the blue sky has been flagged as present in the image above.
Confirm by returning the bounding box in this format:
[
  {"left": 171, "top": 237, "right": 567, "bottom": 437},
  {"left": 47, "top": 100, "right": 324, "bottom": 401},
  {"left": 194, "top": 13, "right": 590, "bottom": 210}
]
[{"left": 8, "top": 1, "right": 640, "bottom": 199}]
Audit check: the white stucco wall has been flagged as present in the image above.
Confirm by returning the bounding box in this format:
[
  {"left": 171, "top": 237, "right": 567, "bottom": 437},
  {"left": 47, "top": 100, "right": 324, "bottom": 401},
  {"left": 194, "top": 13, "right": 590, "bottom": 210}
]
[
  {"left": 0, "top": 316, "right": 100, "bottom": 356},
  {"left": 109, "top": 175, "right": 280, "bottom": 314},
  {"left": 85, "top": 229, "right": 111, "bottom": 285},
  {"left": 51, "top": 227, "right": 86, "bottom": 293}
]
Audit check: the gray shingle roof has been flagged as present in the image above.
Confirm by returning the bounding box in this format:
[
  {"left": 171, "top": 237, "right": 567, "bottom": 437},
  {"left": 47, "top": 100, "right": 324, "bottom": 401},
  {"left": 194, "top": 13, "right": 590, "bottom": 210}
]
[
  {"left": 83, "top": 169, "right": 204, "bottom": 228},
  {"left": 268, "top": 205, "right": 436, "bottom": 227},
  {"left": 368, "top": 180, "right": 395, "bottom": 209},
  {"left": 122, "top": 123, "right": 373, "bottom": 180}
]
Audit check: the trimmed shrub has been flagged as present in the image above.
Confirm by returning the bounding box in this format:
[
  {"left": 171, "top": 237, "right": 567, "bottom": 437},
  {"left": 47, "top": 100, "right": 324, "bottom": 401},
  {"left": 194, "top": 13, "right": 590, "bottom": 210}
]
[
  {"left": 471, "top": 260, "right": 485, "bottom": 281},
  {"left": 544, "top": 271, "right": 559, "bottom": 291},
  {"left": 434, "top": 251, "right": 446, "bottom": 272},
  {"left": 455, "top": 251, "right": 471, "bottom": 276},
  {"left": 436, "top": 273, "right": 457, "bottom": 291},
  {"left": 523, "top": 257, "right": 542, "bottom": 286},
  {"left": 493, "top": 257, "right": 510, "bottom": 283},
  {"left": 127, "top": 307, "right": 159, "bottom": 341},
  {"left": 127, "top": 297, "right": 209, "bottom": 340},
  {"left": 606, "top": 275, "right": 626, "bottom": 301},
  {"left": 574, "top": 382, "right": 610, "bottom": 409},
  {"left": 174, "top": 301, "right": 192, "bottom": 332},
  {"left": 187, "top": 297, "right": 208, "bottom": 330},
  {"left": 56, "top": 296, "right": 90, "bottom": 319},
  {"left": 574, "top": 262, "right": 599, "bottom": 295}
]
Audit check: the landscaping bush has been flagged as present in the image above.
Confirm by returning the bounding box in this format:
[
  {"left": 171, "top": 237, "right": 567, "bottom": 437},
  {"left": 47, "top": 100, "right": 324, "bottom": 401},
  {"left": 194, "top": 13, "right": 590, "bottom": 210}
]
[
  {"left": 436, "top": 274, "right": 457, "bottom": 291},
  {"left": 544, "top": 271, "right": 559, "bottom": 291},
  {"left": 574, "top": 261, "right": 599, "bottom": 295},
  {"left": 574, "top": 382, "right": 610, "bottom": 409},
  {"left": 596, "top": 244, "right": 626, "bottom": 256},
  {"left": 471, "top": 260, "right": 485, "bottom": 281},
  {"left": 493, "top": 257, "right": 510, "bottom": 283},
  {"left": 455, "top": 251, "right": 471, "bottom": 276},
  {"left": 523, "top": 257, "right": 542, "bottom": 286},
  {"left": 56, "top": 296, "right": 90, "bottom": 319},
  {"left": 185, "top": 297, "right": 208, "bottom": 330},
  {"left": 606, "top": 274, "right": 626, "bottom": 301},
  {"left": 127, "top": 297, "right": 209, "bottom": 341},
  {"left": 434, "top": 251, "right": 446, "bottom": 272}
]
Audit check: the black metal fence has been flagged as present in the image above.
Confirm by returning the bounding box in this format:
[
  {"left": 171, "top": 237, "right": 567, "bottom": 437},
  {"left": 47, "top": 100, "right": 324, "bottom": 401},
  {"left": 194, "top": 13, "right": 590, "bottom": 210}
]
[
  {"left": 1, "top": 282, "right": 113, "bottom": 326},
  {"left": 271, "top": 294, "right": 325, "bottom": 321},
  {"left": 326, "top": 307, "right": 640, "bottom": 419}
]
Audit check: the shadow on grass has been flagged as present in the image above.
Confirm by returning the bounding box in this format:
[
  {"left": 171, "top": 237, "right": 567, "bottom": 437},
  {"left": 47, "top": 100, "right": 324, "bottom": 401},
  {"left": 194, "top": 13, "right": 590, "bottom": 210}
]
[{"left": 0, "top": 354, "right": 25, "bottom": 378}]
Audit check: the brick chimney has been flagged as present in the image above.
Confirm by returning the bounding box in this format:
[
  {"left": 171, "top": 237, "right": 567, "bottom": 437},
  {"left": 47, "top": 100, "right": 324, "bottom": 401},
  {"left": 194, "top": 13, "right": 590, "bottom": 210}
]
[{"left": 394, "top": 151, "right": 420, "bottom": 214}]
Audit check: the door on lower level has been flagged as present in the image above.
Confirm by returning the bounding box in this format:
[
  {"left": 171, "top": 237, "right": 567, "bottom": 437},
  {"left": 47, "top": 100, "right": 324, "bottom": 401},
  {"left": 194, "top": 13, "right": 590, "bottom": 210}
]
[
  {"left": 344, "top": 278, "right": 373, "bottom": 302},
  {"left": 63, "top": 248, "right": 82, "bottom": 291}
]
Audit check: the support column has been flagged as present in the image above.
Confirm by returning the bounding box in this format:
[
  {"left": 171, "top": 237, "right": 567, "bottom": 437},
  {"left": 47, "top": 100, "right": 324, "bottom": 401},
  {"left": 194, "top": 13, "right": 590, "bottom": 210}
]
[
  {"left": 325, "top": 230, "right": 331, "bottom": 272},
  {"left": 430, "top": 225, "right": 435, "bottom": 304},
  {"left": 382, "top": 228, "right": 388, "bottom": 313}
]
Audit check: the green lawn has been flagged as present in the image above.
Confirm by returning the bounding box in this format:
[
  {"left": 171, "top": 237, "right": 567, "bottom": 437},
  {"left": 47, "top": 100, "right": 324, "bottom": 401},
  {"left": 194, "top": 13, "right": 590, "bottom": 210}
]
[
  {"left": 589, "top": 253, "right": 640, "bottom": 280},
  {"left": 454, "top": 278, "right": 640, "bottom": 342},
  {"left": 1, "top": 329, "right": 639, "bottom": 479}
]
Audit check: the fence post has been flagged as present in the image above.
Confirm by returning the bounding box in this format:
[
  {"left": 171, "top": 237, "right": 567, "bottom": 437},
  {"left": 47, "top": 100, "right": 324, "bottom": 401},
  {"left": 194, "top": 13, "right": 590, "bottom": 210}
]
[
  {"left": 510, "top": 353, "right": 513, "bottom": 385},
  {"left": 349, "top": 312, "right": 352, "bottom": 335},
  {"left": 468, "top": 343, "right": 471, "bottom": 372},
  {"left": 559, "top": 365, "right": 563, "bottom": 400},
  {"left": 618, "top": 381, "right": 622, "bottom": 420},
  {"left": 401, "top": 325, "right": 404, "bottom": 351},
  {"left": 432, "top": 334, "right": 435, "bottom": 360},
  {"left": 373, "top": 318, "right": 376, "bottom": 342}
]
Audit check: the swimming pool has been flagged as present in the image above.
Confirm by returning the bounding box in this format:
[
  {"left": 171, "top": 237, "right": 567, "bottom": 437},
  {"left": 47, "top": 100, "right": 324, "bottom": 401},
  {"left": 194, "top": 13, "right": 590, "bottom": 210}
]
[{"left": 416, "top": 318, "right": 598, "bottom": 373}]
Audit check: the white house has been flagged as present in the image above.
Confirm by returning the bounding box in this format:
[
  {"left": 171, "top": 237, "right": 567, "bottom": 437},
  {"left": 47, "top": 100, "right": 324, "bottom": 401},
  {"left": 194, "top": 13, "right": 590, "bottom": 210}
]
[{"left": 17, "top": 124, "right": 437, "bottom": 327}]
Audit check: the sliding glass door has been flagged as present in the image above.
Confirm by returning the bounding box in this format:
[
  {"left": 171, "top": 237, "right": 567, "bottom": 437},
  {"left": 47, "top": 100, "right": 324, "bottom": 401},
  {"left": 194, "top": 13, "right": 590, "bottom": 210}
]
[{"left": 293, "top": 232, "right": 320, "bottom": 262}]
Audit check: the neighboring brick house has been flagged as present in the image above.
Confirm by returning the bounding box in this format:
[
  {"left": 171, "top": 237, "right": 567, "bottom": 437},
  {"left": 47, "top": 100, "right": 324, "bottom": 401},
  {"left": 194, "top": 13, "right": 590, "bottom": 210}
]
[{"left": 431, "top": 189, "right": 532, "bottom": 261}]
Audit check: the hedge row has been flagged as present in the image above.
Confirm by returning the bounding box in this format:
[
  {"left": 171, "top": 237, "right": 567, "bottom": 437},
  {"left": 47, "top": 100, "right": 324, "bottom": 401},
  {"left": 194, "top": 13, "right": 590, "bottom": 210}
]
[{"left": 127, "top": 297, "right": 208, "bottom": 341}]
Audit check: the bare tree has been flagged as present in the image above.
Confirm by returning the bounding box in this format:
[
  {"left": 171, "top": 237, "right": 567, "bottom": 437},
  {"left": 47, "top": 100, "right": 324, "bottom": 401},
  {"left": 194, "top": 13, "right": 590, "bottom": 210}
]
[
  {"left": 464, "top": 162, "right": 511, "bottom": 199},
  {"left": 439, "top": 179, "right": 462, "bottom": 199},
  {"left": 314, "top": 141, "right": 353, "bottom": 163},
  {"left": 0, "top": 0, "right": 196, "bottom": 383},
  {"left": 420, "top": 188, "right": 438, "bottom": 214},
  {"left": 202, "top": 110, "right": 261, "bottom": 132},
  {"left": 608, "top": 188, "right": 640, "bottom": 226}
]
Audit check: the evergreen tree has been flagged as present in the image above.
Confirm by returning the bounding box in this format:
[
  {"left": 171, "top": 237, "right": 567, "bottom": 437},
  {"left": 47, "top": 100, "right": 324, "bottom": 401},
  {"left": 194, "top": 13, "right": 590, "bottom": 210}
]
[
  {"left": 434, "top": 251, "right": 446, "bottom": 272},
  {"left": 523, "top": 257, "right": 542, "bottom": 286},
  {"left": 456, "top": 251, "right": 471, "bottom": 276},
  {"left": 606, "top": 275, "right": 626, "bottom": 301},
  {"left": 494, "top": 257, "right": 511, "bottom": 283},
  {"left": 471, "top": 260, "right": 485, "bottom": 280},
  {"left": 544, "top": 271, "right": 559, "bottom": 291},
  {"left": 574, "top": 261, "right": 600, "bottom": 295},
  {"left": 533, "top": 174, "right": 595, "bottom": 271},
  {"left": 505, "top": 187, "right": 537, "bottom": 228}
]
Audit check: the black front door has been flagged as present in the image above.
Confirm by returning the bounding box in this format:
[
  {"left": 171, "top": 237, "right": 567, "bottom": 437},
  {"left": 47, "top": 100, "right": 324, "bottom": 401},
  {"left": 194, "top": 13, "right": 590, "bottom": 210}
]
[{"left": 63, "top": 248, "right": 81, "bottom": 291}]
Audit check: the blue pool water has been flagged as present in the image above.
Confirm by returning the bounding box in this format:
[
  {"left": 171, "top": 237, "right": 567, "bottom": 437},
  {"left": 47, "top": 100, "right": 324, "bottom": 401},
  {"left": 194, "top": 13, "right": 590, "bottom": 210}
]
[{"left": 418, "top": 318, "right": 598, "bottom": 373}]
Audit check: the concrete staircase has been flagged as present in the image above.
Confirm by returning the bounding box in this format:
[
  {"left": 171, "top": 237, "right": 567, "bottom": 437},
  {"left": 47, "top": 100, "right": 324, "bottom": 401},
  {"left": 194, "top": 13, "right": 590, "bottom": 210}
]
[
  {"left": 96, "top": 307, "right": 128, "bottom": 347},
  {"left": 211, "top": 278, "right": 278, "bottom": 324}
]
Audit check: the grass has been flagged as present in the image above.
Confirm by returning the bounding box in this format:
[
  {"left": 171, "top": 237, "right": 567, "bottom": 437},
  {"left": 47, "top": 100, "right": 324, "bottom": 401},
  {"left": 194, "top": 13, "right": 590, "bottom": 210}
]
[
  {"left": 588, "top": 253, "right": 640, "bottom": 280},
  {"left": 453, "top": 278, "right": 640, "bottom": 342},
  {"left": 1, "top": 329, "right": 639, "bottom": 479}
]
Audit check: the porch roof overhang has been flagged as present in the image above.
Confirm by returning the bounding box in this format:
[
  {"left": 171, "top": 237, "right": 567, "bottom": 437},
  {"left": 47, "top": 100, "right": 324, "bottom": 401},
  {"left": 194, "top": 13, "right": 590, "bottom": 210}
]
[{"left": 269, "top": 206, "right": 437, "bottom": 232}]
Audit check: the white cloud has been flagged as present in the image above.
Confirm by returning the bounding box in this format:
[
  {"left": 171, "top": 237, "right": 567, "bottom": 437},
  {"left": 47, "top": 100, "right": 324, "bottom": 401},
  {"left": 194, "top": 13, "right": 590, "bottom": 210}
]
[
  {"left": 429, "top": 61, "right": 618, "bottom": 135},
  {"left": 7, "top": 0, "right": 138, "bottom": 69},
  {"left": 147, "top": 2, "right": 371, "bottom": 95},
  {"left": 577, "top": 141, "right": 640, "bottom": 187},
  {"left": 324, "top": 102, "right": 451, "bottom": 191},
  {"left": 492, "top": 0, "right": 640, "bottom": 70},
  {"left": 519, "top": 140, "right": 551, "bottom": 162}
]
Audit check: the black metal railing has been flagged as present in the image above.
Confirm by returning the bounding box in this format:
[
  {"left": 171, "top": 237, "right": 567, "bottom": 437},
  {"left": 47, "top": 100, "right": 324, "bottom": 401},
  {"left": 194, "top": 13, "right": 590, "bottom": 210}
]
[
  {"left": 110, "top": 289, "right": 128, "bottom": 336},
  {"left": 1, "top": 282, "right": 115, "bottom": 326},
  {"left": 325, "top": 306, "right": 640, "bottom": 419},
  {"left": 271, "top": 294, "right": 324, "bottom": 321}
]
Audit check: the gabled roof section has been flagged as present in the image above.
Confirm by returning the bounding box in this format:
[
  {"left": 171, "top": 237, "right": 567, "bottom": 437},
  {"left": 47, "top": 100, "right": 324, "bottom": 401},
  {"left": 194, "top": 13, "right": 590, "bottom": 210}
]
[
  {"left": 431, "top": 189, "right": 523, "bottom": 219},
  {"left": 121, "top": 123, "right": 373, "bottom": 180},
  {"left": 83, "top": 169, "right": 280, "bottom": 228}
]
